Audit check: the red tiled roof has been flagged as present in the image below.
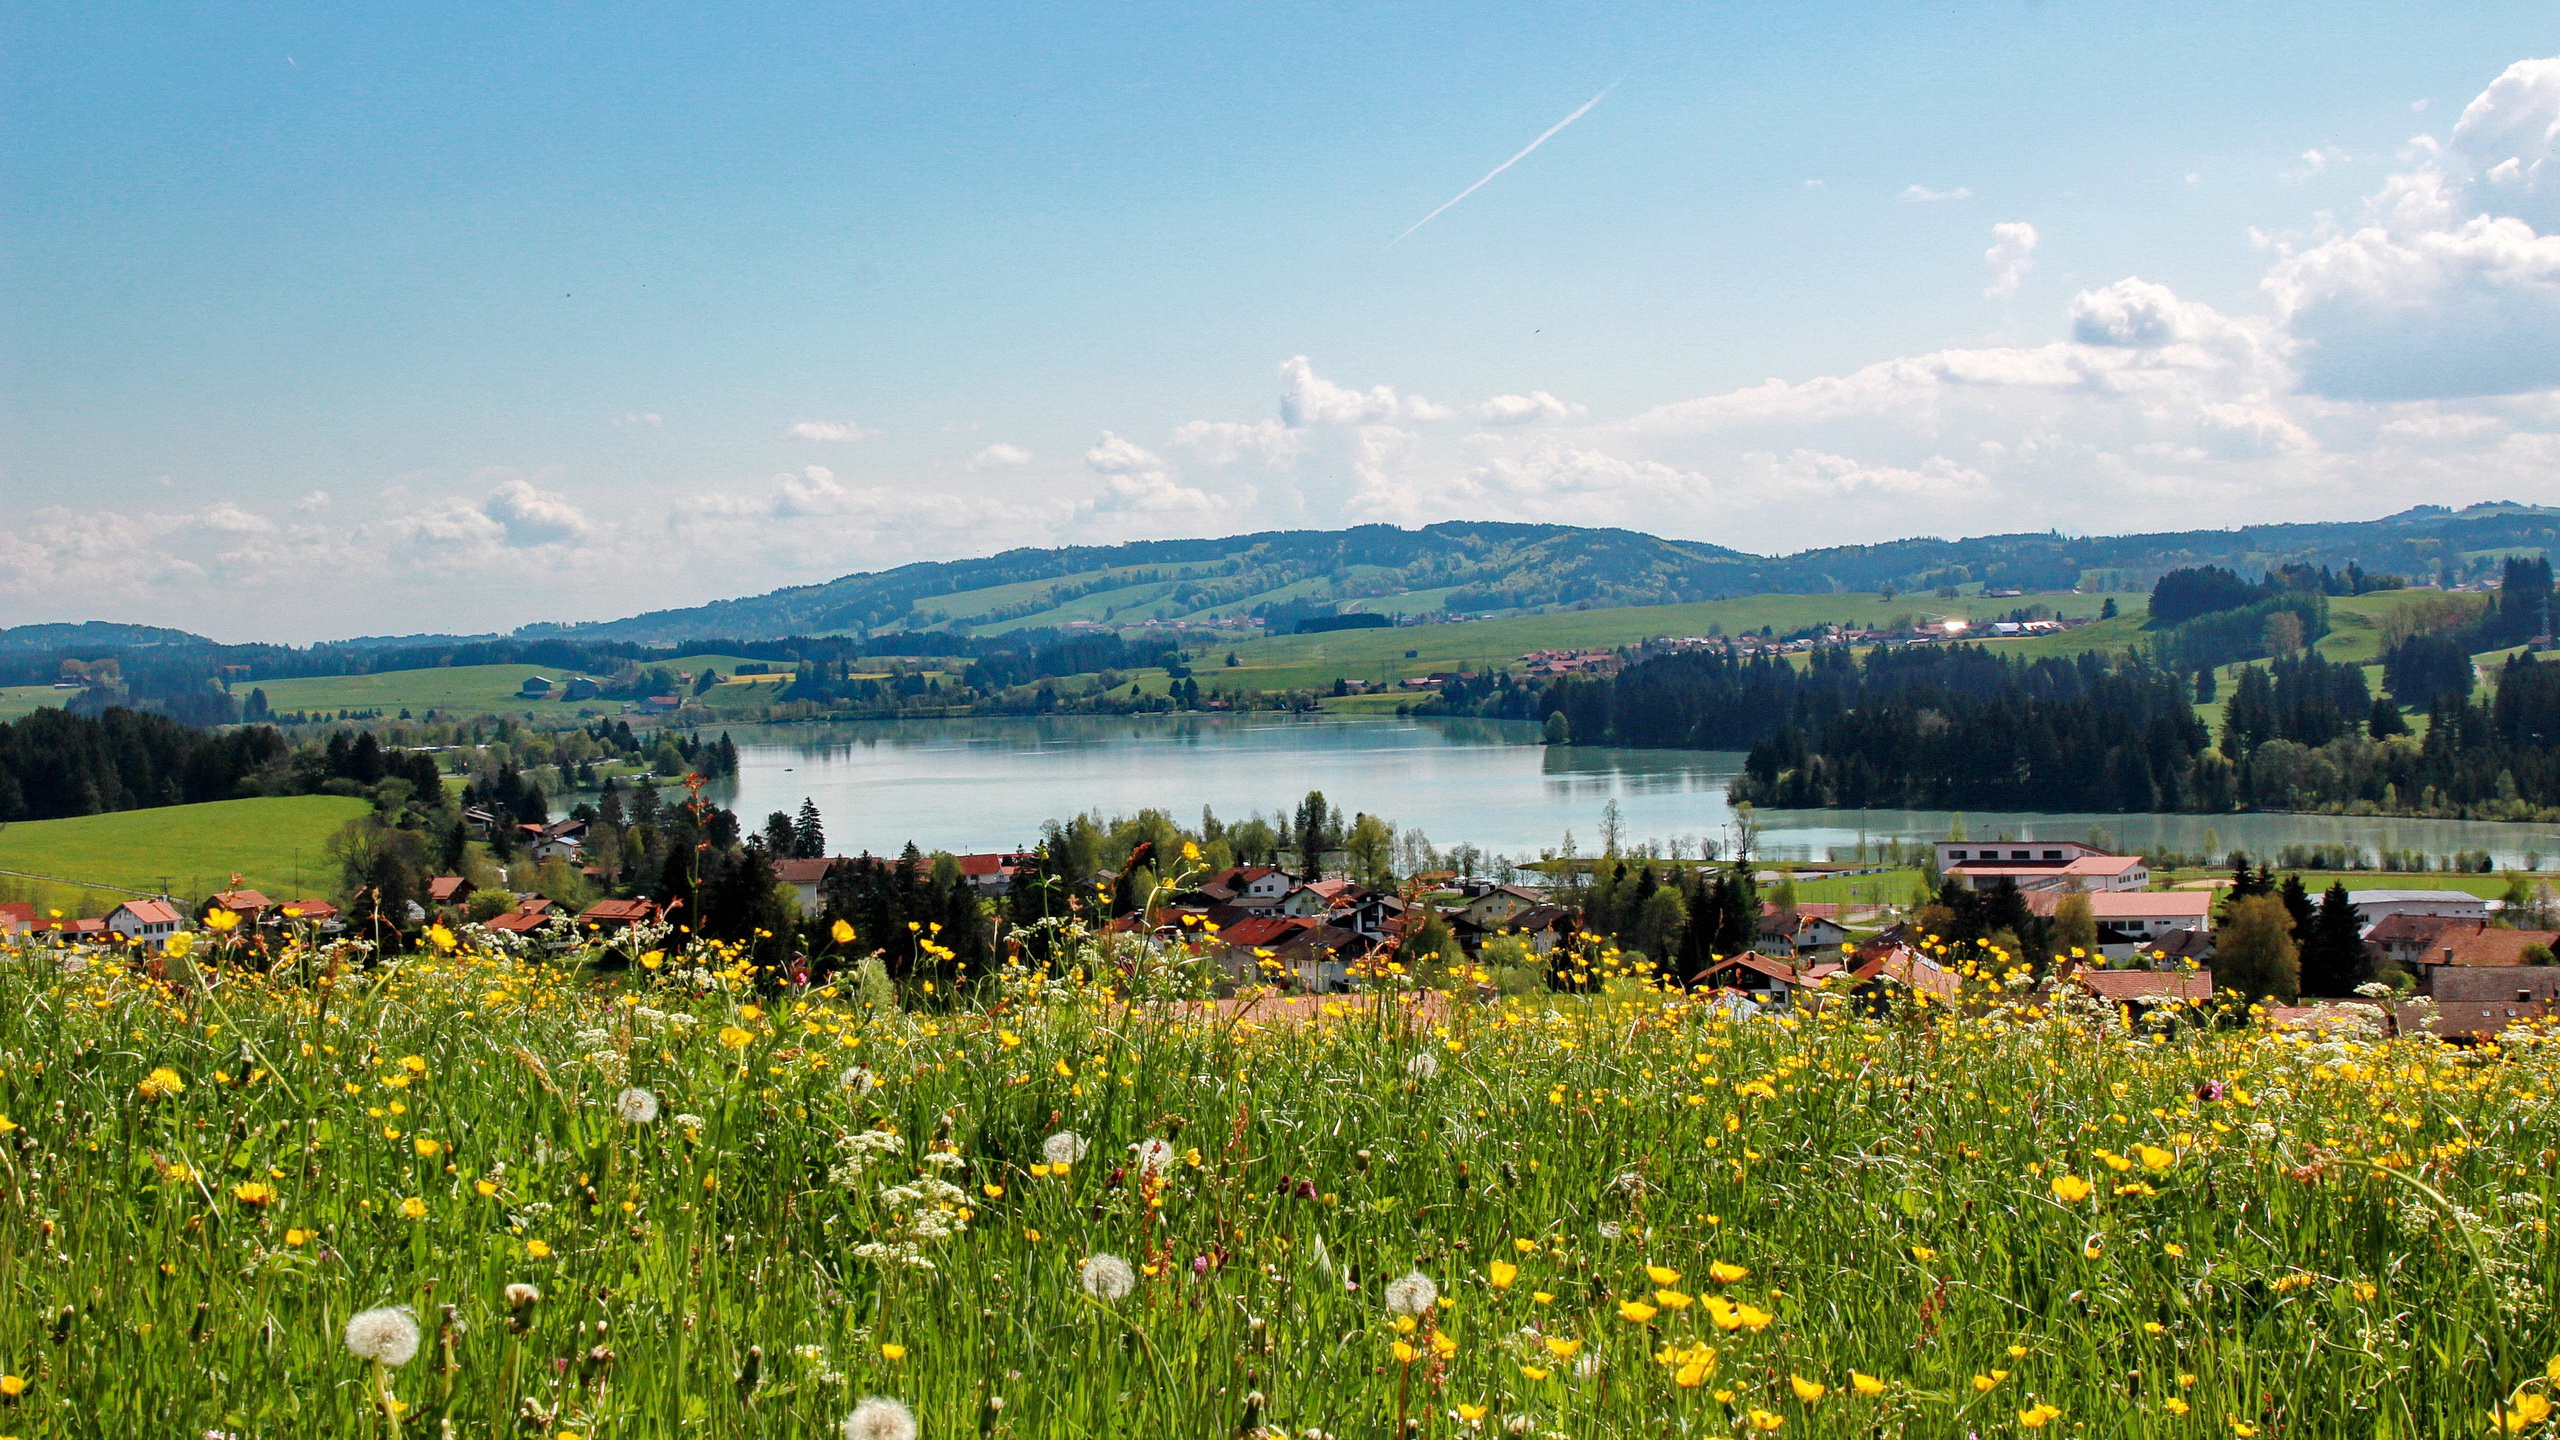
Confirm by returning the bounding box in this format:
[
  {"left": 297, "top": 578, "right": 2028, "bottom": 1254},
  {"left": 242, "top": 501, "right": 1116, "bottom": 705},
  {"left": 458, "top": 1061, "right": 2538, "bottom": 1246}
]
[
  {"left": 283, "top": 898, "right": 336, "bottom": 918},
  {"left": 579, "top": 899, "right": 658, "bottom": 924},
  {"left": 210, "top": 889, "right": 271, "bottom": 913},
  {"left": 117, "top": 899, "right": 185, "bottom": 926},
  {"left": 484, "top": 910, "right": 551, "bottom": 934},
  {"left": 427, "top": 876, "right": 472, "bottom": 903},
  {"left": 956, "top": 851, "right": 1034, "bottom": 876},
  {"left": 1704, "top": 953, "right": 1800, "bottom": 986},
  {"left": 2420, "top": 925, "right": 2560, "bottom": 968},
  {"left": 2026, "top": 891, "right": 2214, "bottom": 921},
  {"left": 2065, "top": 968, "right": 2213, "bottom": 1004},
  {"left": 773, "top": 857, "right": 845, "bottom": 884},
  {"left": 1220, "top": 915, "right": 1314, "bottom": 948}
]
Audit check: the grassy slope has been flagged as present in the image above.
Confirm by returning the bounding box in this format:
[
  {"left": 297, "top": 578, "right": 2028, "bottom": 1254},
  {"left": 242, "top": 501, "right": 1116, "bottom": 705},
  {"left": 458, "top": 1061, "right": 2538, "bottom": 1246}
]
[
  {"left": 0, "top": 794, "right": 373, "bottom": 913},
  {"left": 250, "top": 655, "right": 772, "bottom": 718},
  {"left": 0, "top": 685, "right": 68, "bottom": 722},
  {"left": 1211, "top": 591, "right": 2129, "bottom": 695}
]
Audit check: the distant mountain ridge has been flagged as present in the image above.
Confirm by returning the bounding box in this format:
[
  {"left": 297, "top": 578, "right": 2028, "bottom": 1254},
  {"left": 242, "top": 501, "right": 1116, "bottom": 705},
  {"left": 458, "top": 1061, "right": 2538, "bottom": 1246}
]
[{"left": 517, "top": 504, "right": 2560, "bottom": 646}]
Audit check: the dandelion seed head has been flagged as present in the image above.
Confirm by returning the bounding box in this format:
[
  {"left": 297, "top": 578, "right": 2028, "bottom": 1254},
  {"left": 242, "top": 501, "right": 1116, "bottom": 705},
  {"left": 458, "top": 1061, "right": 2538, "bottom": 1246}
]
[
  {"left": 1041, "top": 1131, "right": 1088, "bottom": 1165},
  {"left": 504, "top": 1284, "right": 541, "bottom": 1309},
  {"left": 343, "top": 1305, "right": 421, "bottom": 1366},
  {"left": 1081, "top": 1252, "right": 1137, "bottom": 1301},
  {"left": 1406, "top": 1050, "right": 1440, "bottom": 1081},
  {"left": 842, "top": 1395, "right": 919, "bottom": 1440},
  {"left": 1132, "top": 1137, "right": 1175, "bottom": 1175},
  {"left": 841, "top": 1066, "right": 878, "bottom": 1091},
  {"left": 615, "top": 1087, "right": 660, "bottom": 1124},
  {"left": 1385, "top": 1271, "right": 1439, "bottom": 1316}
]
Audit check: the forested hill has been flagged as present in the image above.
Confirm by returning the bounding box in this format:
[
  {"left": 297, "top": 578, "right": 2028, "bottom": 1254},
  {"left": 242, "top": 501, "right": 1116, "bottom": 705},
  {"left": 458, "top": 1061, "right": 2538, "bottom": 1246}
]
[{"left": 523, "top": 502, "right": 2560, "bottom": 644}]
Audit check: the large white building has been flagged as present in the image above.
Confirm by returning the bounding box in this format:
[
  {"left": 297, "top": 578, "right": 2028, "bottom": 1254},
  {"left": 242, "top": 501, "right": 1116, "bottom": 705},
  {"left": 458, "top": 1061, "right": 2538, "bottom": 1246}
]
[{"left": 1935, "top": 840, "right": 2149, "bottom": 894}]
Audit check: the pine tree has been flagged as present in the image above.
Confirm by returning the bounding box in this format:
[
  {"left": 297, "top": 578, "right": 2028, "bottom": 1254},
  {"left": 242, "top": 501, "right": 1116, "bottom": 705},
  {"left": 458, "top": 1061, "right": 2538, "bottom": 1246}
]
[
  {"left": 793, "top": 798, "right": 826, "bottom": 859},
  {"left": 2298, "top": 882, "right": 2370, "bottom": 997}
]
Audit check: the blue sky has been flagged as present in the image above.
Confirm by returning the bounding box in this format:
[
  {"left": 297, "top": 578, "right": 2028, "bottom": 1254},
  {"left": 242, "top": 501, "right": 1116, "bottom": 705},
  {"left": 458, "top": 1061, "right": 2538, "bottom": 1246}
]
[{"left": 7, "top": 3, "right": 2560, "bottom": 640}]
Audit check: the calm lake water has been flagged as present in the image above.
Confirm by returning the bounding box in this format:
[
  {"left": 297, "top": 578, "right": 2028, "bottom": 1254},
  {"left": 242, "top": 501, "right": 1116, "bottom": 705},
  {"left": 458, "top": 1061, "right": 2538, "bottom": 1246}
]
[{"left": 708, "top": 714, "right": 2560, "bottom": 868}]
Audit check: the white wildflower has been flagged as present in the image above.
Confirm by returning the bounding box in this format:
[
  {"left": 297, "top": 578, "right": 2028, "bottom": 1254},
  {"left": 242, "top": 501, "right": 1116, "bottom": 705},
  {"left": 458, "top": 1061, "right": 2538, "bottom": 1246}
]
[
  {"left": 1041, "top": 1131, "right": 1088, "bottom": 1165},
  {"left": 1080, "top": 1252, "right": 1137, "bottom": 1301},
  {"left": 1595, "top": 1221, "right": 1624, "bottom": 1240},
  {"left": 343, "top": 1305, "right": 421, "bottom": 1366},
  {"left": 842, "top": 1396, "right": 919, "bottom": 1440},
  {"left": 615, "top": 1086, "right": 660, "bottom": 1124},
  {"left": 841, "top": 1065, "right": 878, "bottom": 1091},
  {"left": 921, "top": 1150, "right": 966, "bottom": 1170},
  {"left": 1385, "top": 1271, "right": 1439, "bottom": 1316}
]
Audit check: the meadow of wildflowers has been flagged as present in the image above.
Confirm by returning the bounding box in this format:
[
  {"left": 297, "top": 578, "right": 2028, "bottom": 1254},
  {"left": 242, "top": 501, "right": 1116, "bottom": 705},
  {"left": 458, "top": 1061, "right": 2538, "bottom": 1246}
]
[{"left": 0, "top": 924, "right": 2556, "bottom": 1438}]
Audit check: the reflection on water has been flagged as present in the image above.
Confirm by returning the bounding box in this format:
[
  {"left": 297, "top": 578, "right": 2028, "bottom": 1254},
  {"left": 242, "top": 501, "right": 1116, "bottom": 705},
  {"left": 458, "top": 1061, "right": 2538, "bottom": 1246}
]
[{"left": 707, "top": 713, "right": 2560, "bottom": 866}]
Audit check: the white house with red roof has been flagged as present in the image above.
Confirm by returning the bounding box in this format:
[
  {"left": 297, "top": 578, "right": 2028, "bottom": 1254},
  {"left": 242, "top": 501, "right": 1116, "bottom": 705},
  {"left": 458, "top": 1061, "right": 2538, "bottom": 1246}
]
[
  {"left": 1936, "top": 840, "right": 2148, "bottom": 894},
  {"left": 106, "top": 898, "right": 186, "bottom": 951}
]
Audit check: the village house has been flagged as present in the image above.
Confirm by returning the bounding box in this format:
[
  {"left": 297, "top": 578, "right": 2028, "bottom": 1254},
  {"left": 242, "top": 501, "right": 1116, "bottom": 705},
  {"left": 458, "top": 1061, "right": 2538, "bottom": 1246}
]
[
  {"left": 2411, "top": 966, "right": 2560, "bottom": 1040},
  {"left": 1212, "top": 914, "right": 1356, "bottom": 993},
  {"left": 1195, "top": 865, "right": 1297, "bottom": 912},
  {"left": 208, "top": 888, "right": 274, "bottom": 924},
  {"left": 1754, "top": 903, "right": 1852, "bottom": 957},
  {"left": 577, "top": 898, "right": 660, "bottom": 931},
  {"left": 106, "top": 898, "right": 187, "bottom": 952},
  {"left": 956, "top": 851, "right": 1035, "bottom": 896},
  {"left": 2348, "top": 889, "right": 2488, "bottom": 929},
  {"left": 1935, "top": 840, "right": 2149, "bottom": 893},
  {"left": 1697, "top": 952, "right": 1807, "bottom": 1012},
  {"left": 2025, "top": 890, "right": 2215, "bottom": 955},
  {"left": 517, "top": 675, "right": 554, "bottom": 698},
  {"left": 428, "top": 875, "right": 476, "bottom": 909},
  {"left": 773, "top": 856, "right": 855, "bottom": 912},
  {"left": 2054, "top": 965, "right": 2215, "bottom": 1019},
  {"left": 0, "top": 901, "right": 34, "bottom": 935},
  {"left": 2367, "top": 914, "right": 2559, "bottom": 971}
]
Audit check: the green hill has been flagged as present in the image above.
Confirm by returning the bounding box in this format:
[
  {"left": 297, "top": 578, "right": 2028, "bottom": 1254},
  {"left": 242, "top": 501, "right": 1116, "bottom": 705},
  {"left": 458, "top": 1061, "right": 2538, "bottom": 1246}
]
[
  {"left": 0, "top": 794, "right": 372, "bottom": 916},
  {"left": 514, "top": 502, "right": 2560, "bottom": 646}
]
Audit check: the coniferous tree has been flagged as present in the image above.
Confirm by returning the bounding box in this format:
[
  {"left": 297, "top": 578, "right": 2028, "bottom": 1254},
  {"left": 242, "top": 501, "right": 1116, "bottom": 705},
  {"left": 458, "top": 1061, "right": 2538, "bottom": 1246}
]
[
  {"left": 794, "top": 798, "right": 826, "bottom": 859},
  {"left": 2298, "top": 882, "right": 2371, "bottom": 997}
]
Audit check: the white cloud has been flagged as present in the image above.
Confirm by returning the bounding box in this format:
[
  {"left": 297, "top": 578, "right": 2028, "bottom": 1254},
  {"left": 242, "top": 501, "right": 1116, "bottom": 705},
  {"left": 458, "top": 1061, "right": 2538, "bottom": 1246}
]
[
  {"left": 2263, "top": 56, "right": 2560, "bottom": 399},
  {"left": 1900, "top": 184, "right": 1972, "bottom": 203},
  {"left": 478, "top": 478, "right": 592, "bottom": 546},
  {"left": 1983, "top": 221, "right": 2039, "bottom": 299},
  {"left": 1474, "top": 391, "right": 1588, "bottom": 426},
  {"left": 1278, "top": 356, "right": 1448, "bottom": 426},
  {"left": 787, "top": 420, "right": 881, "bottom": 442},
  {"left": 1085, "top": 431, "right": 1219, "bottom": 511},
  {"left": 2282, "top": 147, "right": 2348, "bottom": 184},
  {"left": 293, "top": 489, "right": 332, "bottom": 511},
  {"left": 968, "top": 443, "right": 1033, "bottom": 468},
  {"left": 614, "top": 412, "right": 663, "bottom": 427}
]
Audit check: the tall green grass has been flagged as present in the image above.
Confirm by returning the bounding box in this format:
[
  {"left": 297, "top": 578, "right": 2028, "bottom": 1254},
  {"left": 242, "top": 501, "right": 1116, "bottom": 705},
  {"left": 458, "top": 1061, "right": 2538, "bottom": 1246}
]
[{"left": 0, "top": 931, "right": 2552, "bottom": 1437}]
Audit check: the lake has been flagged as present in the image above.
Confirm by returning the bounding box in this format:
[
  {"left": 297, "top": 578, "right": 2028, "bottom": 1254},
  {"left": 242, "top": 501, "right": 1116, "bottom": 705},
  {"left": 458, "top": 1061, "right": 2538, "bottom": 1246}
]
[{"left": 707, "top": 713, "right": 2560, "bottom": 868}]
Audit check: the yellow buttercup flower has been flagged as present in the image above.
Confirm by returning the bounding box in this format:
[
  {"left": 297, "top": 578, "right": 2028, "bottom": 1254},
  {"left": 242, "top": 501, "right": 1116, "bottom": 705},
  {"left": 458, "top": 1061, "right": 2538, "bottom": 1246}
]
[
  {"left": 1488, "top": 1261, "right": 1517, "bottom": 1289},
  {"left": 2051, "top": 1174, "right": 2093, "bottom": 1203},
  {"left": 831, "top": 919, "right": 856, "bottom": 945},
  {"left": 1747, "top": 1407, "right": 1785, "bottom": 1432},
  {"left": 138, "top": 1067, "right": 185, "bottom": 1100},
  {"left": 1790, "top": 1375, "right": 1826, "bottom": 1403},
  {"left": 1392, "top": 1340, "right": 1420, "bottom": 1364},
  {"left": 1617, "top": 1299, "right": 1659, "bottom": 1323},
  {"left": 2136, "top": 1144, "right": 2176, "bottom": 1171},
  {"left": 1646, "top": 1264, "right": 1682, "bottom": 1286},
  {"left": 398, "top": 1196, "right": 428, "bottom": 1219},
  {"left": 1851, "top": 1371, "right": 1885, "bottom": 1395},
  {"left": 718, "top": 1026, "right": 754, "bottom": 1050},
  {"left": 2019, "top": 1403, "right": 2063, "bottom": 1428},
  {"left": 525, "top": 1239, "right": 551, "bottom": 1258},
  {"left": 880, "top": 1343, "right": 906, "bottom": 1361},
  {"left": 1543, "top": 1337, "right": 1582, "bottom": 1360}
]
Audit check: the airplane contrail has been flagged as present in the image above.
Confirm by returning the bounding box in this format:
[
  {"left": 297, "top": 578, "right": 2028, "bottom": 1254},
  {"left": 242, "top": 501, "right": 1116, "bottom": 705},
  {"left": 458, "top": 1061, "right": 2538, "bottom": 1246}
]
[{"left": 1390, "top": 86, "right": 1612, "bottom": 245}]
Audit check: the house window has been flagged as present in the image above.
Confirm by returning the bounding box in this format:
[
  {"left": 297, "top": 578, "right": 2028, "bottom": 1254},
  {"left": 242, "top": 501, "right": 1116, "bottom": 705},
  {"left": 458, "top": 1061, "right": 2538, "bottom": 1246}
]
[
  {"left": 1947, "top": 850, "right": 1967, "bottom": 860},
  {"left": 2042, "top": 850, "right": 2063, "bottom": 860},
  {"left": 2011, "top": 850, "right": 2030, "bottom": 860}
]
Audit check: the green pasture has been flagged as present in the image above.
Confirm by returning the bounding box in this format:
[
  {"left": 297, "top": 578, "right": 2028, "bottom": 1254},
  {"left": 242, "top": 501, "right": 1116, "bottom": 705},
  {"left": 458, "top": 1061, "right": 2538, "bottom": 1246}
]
[
  {"left": 0, "top": 684, "right": 70, "bottom": 722},
  {"left": 247, "top": 655, "right": 772, "bottom": 720},
  {"left": 0, "top": 794, "right": 372, "bottom": 915}
]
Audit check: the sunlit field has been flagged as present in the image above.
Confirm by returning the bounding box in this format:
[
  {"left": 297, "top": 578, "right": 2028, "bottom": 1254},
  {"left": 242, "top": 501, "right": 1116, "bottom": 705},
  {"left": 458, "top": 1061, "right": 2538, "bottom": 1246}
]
[{"left": 1, "top": 925, "right": 2555, "bottom": 1439}]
